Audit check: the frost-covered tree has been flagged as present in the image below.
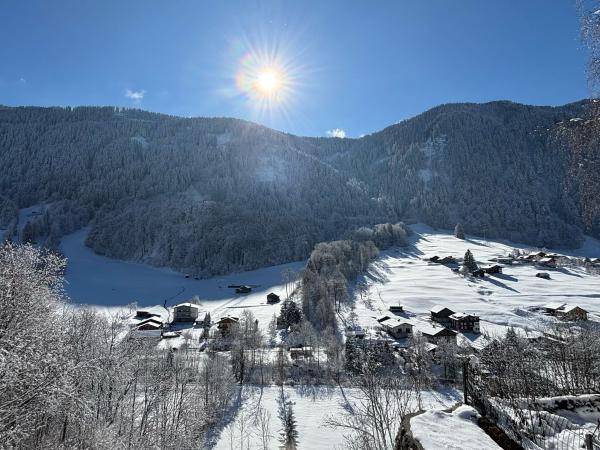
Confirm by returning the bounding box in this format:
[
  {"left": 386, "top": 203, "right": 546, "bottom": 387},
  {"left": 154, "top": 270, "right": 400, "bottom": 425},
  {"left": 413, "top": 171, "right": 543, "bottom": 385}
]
[
  {"left": 462, "top": 249, "right": 478, "bottom": 273},
  {"left": 277, "top": 389, "right": 299, "bottom": 450},
  {"left": 454, "top": 222, "right": 465, "bottom": 239}
]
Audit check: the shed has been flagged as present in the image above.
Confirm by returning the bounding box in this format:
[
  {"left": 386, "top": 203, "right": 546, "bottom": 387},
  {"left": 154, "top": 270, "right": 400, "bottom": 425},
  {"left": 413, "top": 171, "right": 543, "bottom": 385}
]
[
  {"left": 267, "top": 292, "right": 281, "bottom": 304},
  {"left": 483, "top": 265, "right": 502, "bottom": 274},
  {"left": 389, "top": 304, "right": 404, "bottom": 314},
  {"left": 235, "top": 285, "right": 252, "bottom": 294},
  {"left": 556, "top": 305, "right": 588, "bottom": 321}
]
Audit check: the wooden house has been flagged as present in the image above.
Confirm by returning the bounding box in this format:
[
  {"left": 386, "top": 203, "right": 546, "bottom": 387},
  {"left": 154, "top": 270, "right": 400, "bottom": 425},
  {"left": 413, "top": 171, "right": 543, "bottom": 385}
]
[
  {"left": 235, "top": 285, "right": 252, "bottom": 294},
  {"left": 380, "top": 317, "right": 413, "bottom": 339},
  {"left": 135, "top": 318, "right": 164, "bottom": 331},
  {"left": 483, "top": 265, "right": 502, "bottom": 274},
  {"left": 389, "top": 304, "right": 404, "bottom": 314},
  {"left": 417, "top": 323, "right": 458, "bottom": 344},
  {"left": 449, "top": 312, "right": 480, "bottom": 333},
  {"left": 216, "top": 316, "right": 239, "bottom": 335},
  {"left": 289, "top": 346, "right": 313, "bottom": 360},
  {"left": 538, "top": 257, "right": 557, "bottom": 268},
  {"left": 267, "top": 292, "right": 281, "bottom": 304},
  {"left": 430, "top": 305, "right": 455, "bottom": 326},
  {"left": 556, "top": 305, "right": 588, "bottom": 321},
  {"left": 173, "top": 302, "right": 200, "bottom": 322},
  {"left": 471, "top": 268, "right": 486, "bottom": 277}
]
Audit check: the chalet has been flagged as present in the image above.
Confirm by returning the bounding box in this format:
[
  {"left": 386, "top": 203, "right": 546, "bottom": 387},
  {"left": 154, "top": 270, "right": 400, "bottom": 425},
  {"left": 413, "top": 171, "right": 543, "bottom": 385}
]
[
  {"left": 173, "top": 303, "right": 200, "bottom": 322},
  {"left": 536, "top": 272, "right": 551, "bottom": 279},
  {"left": 591, "top": 258, "right": 600, "bottom": 265},
  {"left": 482, "top": 265, "right": 502, "bottom": 274},
  {"left": 556, "top": 305, "right": 588, "bottom": 321},
  {"left": 216, "top": 316, "right": 239, "bottom": 335},
  {"left": 449, "top": 312, "right": 480, "bottom": 333},
  {"left": 380, "top": 317, "right": 413, "bottom": 339},
  {"left": 389, "top": 304, "right": 404, "bottom": 314},
  {"left": 526, "top": 251, "right": 547, "bottom": 260},
  {"left": 430, "top": 305, "right": 455, "bottom": 326},
  {"left": 135, "top": 317, "right": 164, "bottom": 331},
  {"left": 235, "top": 285, "right": 252, "bottom": 294},
  {"left": 543, "top": 303, "right": 588, "bottom": 321},
  {"left": 267, "top": 292, "right": 281, "bottom": 304},
  {"left": 417, "top": 323, "right": 458, "bottom": 344},
  {"left": 471, "top": 268, "right": 486, "bottom": 277},
  {"left": 538, "top": 257, "right": 557, "bottom": 268},
  {"left": 345, "top": 328, "right": 366, "bottom": 339},
  {"left": 427, "top": 255, "right": 440, "bottom": 262},
  {"left": 289, "top": 346, "right": 313, "bottom": 360},
  {"left": 135, "top": 308, "right": 160, "bottom": 319}
]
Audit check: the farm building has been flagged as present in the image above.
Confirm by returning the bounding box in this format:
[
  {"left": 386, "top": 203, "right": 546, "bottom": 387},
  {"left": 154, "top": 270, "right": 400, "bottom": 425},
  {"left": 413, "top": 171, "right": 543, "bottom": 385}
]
[
  {"left": 543, "top": 303, "right": 588, "bottom": 321},
  {"left": 173, "top": 302, "right": 200, "bottom": 322},
  {"left": 430, "top": 305, "right": 455, "bottom": 326},
  {"left": 482, "top": 265, "right": 502, "bottom": 274},
  {"left": 416, "top": 323, "right": 457, "bottom": 344},
  {"left": 135, "top": 318, "right": 164, "bottom": 331},
  {"left": 538, "top": 257, "right": 557, "bottom": 268},
  {"left": 267, "top": 292, "right": 281, "bottom": 304},
  {"left": 235, "top": 285, "right": 252, "bottom": 294},
  {"left": 389, "top": 304, "right": 404, "bottom": 314},
  {"left": 380, "top": 317, "right": 413, "bottom": 339},
  {"left": 449, "top": 312, "right": 480, "bottom": 333}
]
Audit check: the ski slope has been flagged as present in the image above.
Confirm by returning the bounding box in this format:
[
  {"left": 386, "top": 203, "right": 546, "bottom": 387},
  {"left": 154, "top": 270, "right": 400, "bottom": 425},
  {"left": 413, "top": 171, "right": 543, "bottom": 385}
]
[{"left": 350, "top": 224, "right": 600, "bottom": 339}]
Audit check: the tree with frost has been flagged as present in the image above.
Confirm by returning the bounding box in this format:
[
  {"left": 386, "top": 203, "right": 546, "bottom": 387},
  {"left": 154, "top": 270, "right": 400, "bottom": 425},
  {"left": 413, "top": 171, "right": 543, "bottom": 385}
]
[
  {"left": 462, "top": 249, "right": 478, "bottom": 273},
  {"left": 454, "top": 222, "right": 465, "bottom": 239},
  {"left": 277, "top": 388, "right": 298, "bottom": 450}
]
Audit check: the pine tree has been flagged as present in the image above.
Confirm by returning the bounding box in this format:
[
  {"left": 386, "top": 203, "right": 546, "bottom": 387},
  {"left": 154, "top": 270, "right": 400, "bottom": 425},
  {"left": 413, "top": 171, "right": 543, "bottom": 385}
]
[
  {"left": 454, "top": 223, "right": 465, "bottom": 239},
  {"left": 463, "top": 249, "right": 478, "bottom": 272},
  {"left": 277, "top": 388, "right": 299, "bottom": 450}
]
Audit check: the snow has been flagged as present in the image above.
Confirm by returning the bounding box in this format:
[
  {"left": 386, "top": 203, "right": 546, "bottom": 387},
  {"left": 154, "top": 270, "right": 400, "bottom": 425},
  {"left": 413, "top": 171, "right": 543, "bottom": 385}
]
[
  {"left": 410, "top": 405, "right": 501, "bottom": 450},
  {"left": 348, "top": 224, "right": 600, "bottom": 339},
  {"left": 60, "top": 228, "right": 303, "bottom": 332},
  {"left": 211, "top": 385, "right": 462, "bottom": 450}
]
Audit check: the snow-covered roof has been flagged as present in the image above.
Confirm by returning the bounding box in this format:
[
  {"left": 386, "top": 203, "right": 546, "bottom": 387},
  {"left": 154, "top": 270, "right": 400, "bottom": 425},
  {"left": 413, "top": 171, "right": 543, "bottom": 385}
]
[
  {"left": 382, "top": 317, "right": 413, "bottom": 328},
  {"left": 415, "top": 323, "right": 456, "bottom": 337},
  {"left": 560, "top": 304, "right": 587, "bottom": 313},
  {"left": 449, "top": 312, "right": 478, "bottom": 320},
  {"left": 173, "top": 302, "right": 201, "bottom": 309},
  {"left": 430, "top": 305, "right": 453, "bottom": 314},
  {"left": 544, "top": 302, "right": 566, "bottom": 311}
]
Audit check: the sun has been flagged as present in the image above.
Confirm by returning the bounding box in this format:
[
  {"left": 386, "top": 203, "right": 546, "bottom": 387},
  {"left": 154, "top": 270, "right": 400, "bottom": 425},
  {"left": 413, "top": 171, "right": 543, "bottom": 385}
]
[{"left": 256, "top": 69, "right": 281, "bottom": 95}]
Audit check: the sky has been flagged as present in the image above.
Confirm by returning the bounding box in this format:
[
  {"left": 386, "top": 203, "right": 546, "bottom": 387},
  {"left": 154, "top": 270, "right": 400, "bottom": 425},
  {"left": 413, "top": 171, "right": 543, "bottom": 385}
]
[{"left": 0, "top": 0, "right": 590, "bottom": 137}]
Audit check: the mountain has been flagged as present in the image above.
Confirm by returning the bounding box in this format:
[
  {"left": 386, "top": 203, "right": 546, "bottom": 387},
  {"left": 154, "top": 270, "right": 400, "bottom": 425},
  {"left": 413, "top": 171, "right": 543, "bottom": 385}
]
[{"left": 0, "top": 100, "right": 598, "bottom": 276}]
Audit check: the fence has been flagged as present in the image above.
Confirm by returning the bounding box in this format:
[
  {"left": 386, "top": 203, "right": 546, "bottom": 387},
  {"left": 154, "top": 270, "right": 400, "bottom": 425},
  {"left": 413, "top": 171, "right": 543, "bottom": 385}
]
[{"left": 464, "top": 358, "right": 600, "bottom": 450}]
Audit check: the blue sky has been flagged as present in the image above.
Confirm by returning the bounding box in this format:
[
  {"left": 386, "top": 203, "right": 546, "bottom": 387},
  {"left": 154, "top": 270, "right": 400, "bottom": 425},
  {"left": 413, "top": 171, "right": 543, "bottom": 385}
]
[{"left": 0, "top": 0, "right": 589, "bottom": 137}]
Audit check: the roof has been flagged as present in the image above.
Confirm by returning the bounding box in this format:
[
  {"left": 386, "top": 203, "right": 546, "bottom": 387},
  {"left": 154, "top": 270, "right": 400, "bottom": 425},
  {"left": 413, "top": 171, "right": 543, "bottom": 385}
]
[
  {"left": 560, "top": 304, "right": 587, "bottom": 313},
  {"left": 544, "top": 302, "right": 566, "bottom": 311},
  {"left": 377, "top": 315, "right": 391, "bottom": 322},
  {"left": 416, "top": 323, "right": 457, "bottom": 337},
  {"left": 382, "top": 318, "right": 413, "bottom": 328},
  {"left": 267, "top": 292, "right": 280, "bottom": 297},
  {"left": 173, "top": 302, "right": 201, "bottom": 309},
  {"left": 217, "top": 316, "right": 239, "bottom": 323},
  {"left": 136, "top": 318, "right": 164, "bottom": 329},
  {"left": 449, "top": 312, "right": 479, "bottom": 320},
  {"left": 430, "top": 305, "right": 454, "bottom": 314}
]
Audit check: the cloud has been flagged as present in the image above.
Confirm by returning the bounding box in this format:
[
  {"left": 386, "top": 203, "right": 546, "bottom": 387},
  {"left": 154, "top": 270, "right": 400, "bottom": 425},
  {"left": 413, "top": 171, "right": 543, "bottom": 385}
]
[
  {"left": 18, "top": 77, "right": 26, "bottom": 84},
  {"left": 125, "top": 89, "right": 145, "bottom": 101},
  {"left": 326, "top": 128, "right": 346, "bottom": 138}
]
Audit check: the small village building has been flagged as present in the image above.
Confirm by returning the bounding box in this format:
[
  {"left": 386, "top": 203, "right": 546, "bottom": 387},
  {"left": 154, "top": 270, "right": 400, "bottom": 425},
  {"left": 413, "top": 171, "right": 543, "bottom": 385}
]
[
  {"left": 556, "top": 305, "right": 588, "bottom": 321},
  {"left": 526, "top": 251, "right": 547, "bottom": 260},
  {"left": 345, "top": 327, "right": 366, "bottom": 339},
  {"left": 417, "top": 323, "right": 458, "bottom": 344},
  {"left": 437, "top": 256, "right": 455, "bottom": 265},
  {"left": 216, "top": 316, "right": 239, "bottom": 335},
  {"left": 430, "top": 305, "right": 455, "bottom": 326},
  {"left": 536, "top": 272, "right": 550, "bottom": 279},
  {"left": 471, "top": 269, "right": 486, "bottom": 277},
  {"left": 543, "top": 303, "right": 588, "bottom": 321},
  {"left": 235, "top": 285, "right": 252, "bottom": 294},
  {"left": 449, "top": 312, "right": 480, "bottom": 333},
  {"left": 482, "top": 265, "right": 502, "bottom": 274},
  {"left": 591, "top": 258, "right": 600, "bottom": 265},
  {"left": 289, "top": 346, "right": 313, "bottom": 359},
  {"left": 267, "top": 292, "right": 281, "bottom": 304},
  {"left": 389, "top": 304, "right": 404, "bottom": 314},
  {"left": 173, "top": 303, "right": 200, "bottom": 322},
  {"left": 135, "top": 308, "right": 160, "bottom": 319},
  {"left": 380, "top": 318, "right": 413, "bottom": 339},
  {"left": 538, "top": 257, "right": 557, "bottom": 268},
  {"left": 495, "top": 257, "right": 514, "bottom": 265},
  {"left": 135, "top": 318, "right": 164, "bottom": 331}
]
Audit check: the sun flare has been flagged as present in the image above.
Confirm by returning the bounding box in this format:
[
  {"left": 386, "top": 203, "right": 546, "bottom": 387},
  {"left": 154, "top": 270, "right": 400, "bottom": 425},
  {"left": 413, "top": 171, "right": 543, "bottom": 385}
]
[{"left": 256, "top": 70, "right": 281, "bottom": 95}]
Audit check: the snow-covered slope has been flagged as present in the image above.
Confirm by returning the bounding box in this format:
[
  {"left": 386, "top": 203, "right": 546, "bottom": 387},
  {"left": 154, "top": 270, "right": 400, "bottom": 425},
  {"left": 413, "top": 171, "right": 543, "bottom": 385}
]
[
  {"left": 61, "top": 229, "right": 303, "bottom": 328},
  {"left": 350, "top": 224, "right": 600, "bottom": 339}
]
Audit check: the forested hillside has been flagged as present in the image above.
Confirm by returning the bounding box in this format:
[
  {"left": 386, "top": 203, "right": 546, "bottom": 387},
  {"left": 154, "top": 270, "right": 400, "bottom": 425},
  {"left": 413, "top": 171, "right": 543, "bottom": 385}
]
[{"left": 0, "top": 100, "right": 597, "bottom": 276}]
